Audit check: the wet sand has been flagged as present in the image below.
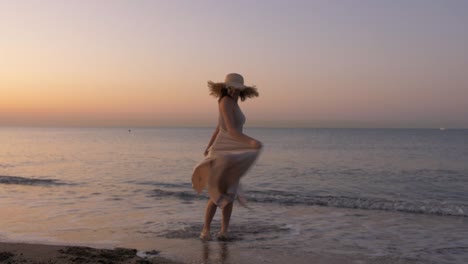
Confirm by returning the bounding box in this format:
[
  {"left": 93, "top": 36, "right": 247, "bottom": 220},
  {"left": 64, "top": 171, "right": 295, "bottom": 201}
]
[
  {"left": 0, "top": 240, "right": 431, "bottom": 264},
  {"left": 0, "top": 242, "right": 181, "bottom": 264}
]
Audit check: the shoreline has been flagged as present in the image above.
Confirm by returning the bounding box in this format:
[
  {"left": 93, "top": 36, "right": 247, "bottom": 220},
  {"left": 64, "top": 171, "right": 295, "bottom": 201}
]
[{"left": 0, "top": 242, "right": 181, "bottom": 264}]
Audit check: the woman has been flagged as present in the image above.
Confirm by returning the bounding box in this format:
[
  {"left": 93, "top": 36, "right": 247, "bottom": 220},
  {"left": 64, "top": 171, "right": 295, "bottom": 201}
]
[{"left": 192, "top": 73, "right": 262, "bottom": 241}]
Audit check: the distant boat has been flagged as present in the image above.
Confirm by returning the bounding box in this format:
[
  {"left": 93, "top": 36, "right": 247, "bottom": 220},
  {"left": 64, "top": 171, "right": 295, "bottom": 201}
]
[{"left": 439, "top": 127, "right": 446, "bottom": 131}]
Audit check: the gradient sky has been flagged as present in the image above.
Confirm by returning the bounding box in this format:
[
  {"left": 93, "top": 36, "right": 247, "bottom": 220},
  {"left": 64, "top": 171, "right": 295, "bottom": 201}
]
[{"left": 1, "top": 0, "right": 467, "bottom": 128}]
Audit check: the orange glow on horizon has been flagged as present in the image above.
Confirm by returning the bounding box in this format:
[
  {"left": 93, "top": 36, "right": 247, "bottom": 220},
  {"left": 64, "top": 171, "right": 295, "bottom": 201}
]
[{"left": 1, "top": 1, "right": 467, "bottom": 128}]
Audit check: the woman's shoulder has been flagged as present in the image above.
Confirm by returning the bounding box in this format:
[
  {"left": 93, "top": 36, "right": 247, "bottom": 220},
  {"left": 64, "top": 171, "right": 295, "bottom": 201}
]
[
  {"left": 219, "top": 97, "right": 238, "bottom": 115},
  {"left": 218, "top": 96, "right": 235, "bottom": 108}
]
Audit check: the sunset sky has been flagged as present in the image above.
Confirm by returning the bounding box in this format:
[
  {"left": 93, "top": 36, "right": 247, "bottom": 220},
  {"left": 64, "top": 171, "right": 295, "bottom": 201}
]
[{"left": 1, "top": 0, "right": 467, "bottom": 128}]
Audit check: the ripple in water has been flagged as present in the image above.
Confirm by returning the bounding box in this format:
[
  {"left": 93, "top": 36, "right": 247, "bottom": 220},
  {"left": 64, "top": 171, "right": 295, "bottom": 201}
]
[
  {"left": 156, "top": 221, "right": 290, "bottom": 241},
  {"left": 0, "top": 175, "right": 69, "bottom": 186}
]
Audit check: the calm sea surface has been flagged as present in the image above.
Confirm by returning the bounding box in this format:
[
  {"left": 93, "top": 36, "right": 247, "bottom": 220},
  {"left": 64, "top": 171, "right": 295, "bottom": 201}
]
[{"left": 1, "top": 127, "right": 468, "bottom": 263}]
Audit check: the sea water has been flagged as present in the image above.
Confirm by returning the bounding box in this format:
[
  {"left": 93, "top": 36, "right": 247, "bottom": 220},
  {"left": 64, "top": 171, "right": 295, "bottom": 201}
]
[{"left": 1, "top": 127, "right": 468, "bottom": 263}]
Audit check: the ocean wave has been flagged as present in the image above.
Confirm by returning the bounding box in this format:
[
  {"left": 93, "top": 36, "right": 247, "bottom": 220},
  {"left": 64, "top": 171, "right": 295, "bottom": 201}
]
[
  {"left": 0, "top": 175, "right": 68, "bottom": 186},
  {"left": 125, "top": 180, "right": 192, "bottom": 188},
  {"left": 150, "top": 188, "right": 468, "bottom": 217},
  {"left": 151, "top": 188, "right": 203, "bottom": 200}
]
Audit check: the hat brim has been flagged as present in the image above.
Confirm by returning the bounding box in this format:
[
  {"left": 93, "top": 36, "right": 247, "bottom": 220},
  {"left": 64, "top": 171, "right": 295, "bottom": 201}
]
[{"left": 208, "top": 81, "right": 259, "bottom": 99}]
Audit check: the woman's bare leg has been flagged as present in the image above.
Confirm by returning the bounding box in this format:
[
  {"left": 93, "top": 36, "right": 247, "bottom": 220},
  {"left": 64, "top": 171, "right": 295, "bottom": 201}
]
[
  {"left": 202, "top": 199, "right": 217, "bottom": 238},
  {"left": 220, "top": 202, "right": 233, "bottom": 234}
]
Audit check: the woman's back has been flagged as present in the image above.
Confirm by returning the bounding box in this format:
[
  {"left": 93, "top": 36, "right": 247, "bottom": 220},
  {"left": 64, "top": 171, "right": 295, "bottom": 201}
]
[{"left": 218, "top": 97, "right": 245, "bottom": 133}]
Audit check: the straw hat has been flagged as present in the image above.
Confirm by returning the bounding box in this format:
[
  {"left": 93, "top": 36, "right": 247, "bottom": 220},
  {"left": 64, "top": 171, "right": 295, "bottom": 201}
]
[{"left": 208, "top": 73, "right": 259, "bottom": 99}]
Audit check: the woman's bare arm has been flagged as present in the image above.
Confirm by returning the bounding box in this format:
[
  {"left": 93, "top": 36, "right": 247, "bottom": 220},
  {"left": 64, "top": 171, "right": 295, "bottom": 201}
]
[
  {"left": 220, "top": 97, "right": 261, "bottom": 149},
  {"left": 204, "top": 125, "right": 220, "bottom": 156}
]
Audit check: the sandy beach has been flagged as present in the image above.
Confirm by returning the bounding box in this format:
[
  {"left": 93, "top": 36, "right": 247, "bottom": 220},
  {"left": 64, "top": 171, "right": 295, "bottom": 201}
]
[
  {"left": 0, "top": 240, "right": 431, "bottom": 264},
  {"left": 0, "top": 242, "right": 181, "bottom": 264}
]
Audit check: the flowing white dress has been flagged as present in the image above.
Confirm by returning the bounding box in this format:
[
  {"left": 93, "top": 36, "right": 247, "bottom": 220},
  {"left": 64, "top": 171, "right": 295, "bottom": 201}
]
[{"left": 192, "top": 101, "right": 261, "bottom": 208}]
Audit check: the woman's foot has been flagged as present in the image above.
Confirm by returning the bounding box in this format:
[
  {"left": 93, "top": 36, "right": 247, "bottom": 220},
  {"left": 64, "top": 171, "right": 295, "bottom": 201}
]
[
  {"left": 216, "top": 231, "right": 229, "bottom": 241},
  {"left": 200, "top": 231, "right": 212, "bottom": 241}
]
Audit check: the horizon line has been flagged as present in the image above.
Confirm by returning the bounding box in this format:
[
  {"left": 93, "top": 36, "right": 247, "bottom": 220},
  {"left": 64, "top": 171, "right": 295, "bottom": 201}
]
[{"left": 1, "top": 125, "right": 467, "bottom": 130}]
